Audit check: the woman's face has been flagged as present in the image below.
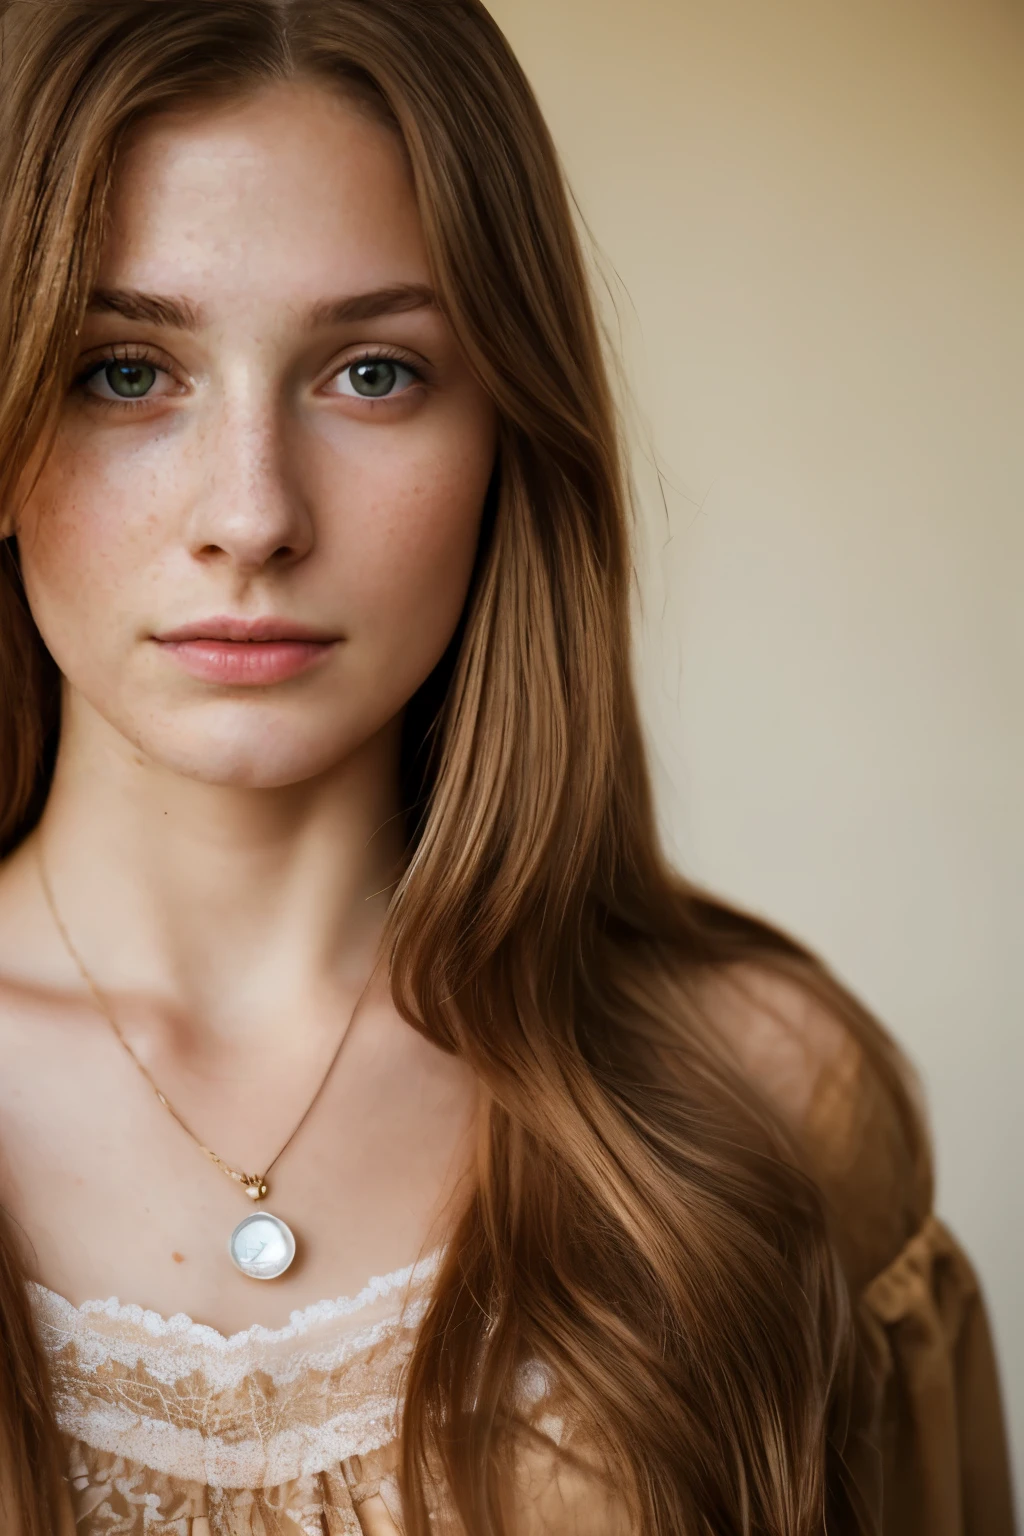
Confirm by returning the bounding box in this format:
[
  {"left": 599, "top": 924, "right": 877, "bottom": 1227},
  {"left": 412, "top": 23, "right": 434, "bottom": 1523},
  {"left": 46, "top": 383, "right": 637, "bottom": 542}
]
[{"left": 13, "top": 81, "right": 497, "bottom": 788}]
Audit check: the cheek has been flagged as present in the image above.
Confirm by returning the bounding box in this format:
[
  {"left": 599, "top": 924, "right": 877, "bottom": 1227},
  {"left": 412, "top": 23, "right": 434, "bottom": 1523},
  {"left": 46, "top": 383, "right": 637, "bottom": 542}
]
[
  {"left": 15, "top": 448, "right": 164, "bottom": 661},
  {"left": 318, "top": 423, "right": 495, "bottom": 676},
  {"left": 361, "top": 471, "right": 479, "bottom": 606}
]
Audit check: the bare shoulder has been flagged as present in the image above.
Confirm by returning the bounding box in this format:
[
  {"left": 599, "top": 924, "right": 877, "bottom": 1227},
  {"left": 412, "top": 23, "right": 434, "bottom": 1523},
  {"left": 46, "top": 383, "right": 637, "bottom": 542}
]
[{"left": 696, "top": 960, "right": 933, "bottom": 1288}]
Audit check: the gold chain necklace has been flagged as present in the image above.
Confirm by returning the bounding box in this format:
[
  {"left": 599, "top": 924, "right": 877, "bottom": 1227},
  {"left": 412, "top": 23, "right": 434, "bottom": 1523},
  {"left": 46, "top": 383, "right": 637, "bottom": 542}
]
[{"left": 34, "top": 838, "right": 375, "bottom": 1281}]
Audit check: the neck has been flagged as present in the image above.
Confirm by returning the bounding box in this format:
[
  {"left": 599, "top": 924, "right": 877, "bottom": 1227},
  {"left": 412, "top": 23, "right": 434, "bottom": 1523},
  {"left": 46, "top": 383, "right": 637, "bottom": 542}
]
[{"left": 26, "top": 699, "right": 408, "bottom": 1044}]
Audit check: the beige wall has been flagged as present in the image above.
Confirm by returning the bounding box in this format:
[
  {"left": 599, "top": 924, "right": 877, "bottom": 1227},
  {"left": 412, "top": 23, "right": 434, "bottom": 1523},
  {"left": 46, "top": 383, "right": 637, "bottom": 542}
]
[{"left": 488, "top": 0, "right": 1023, "bottom": 1493}]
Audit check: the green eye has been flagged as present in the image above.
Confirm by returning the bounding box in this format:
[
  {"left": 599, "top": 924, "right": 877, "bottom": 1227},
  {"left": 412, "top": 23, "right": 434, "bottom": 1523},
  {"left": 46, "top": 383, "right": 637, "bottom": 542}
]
[
  {"left": 75, "top": 353, "right": 169, "bottom": 407},
  {"left": 104, "top": 362, "right": 157, "bottom": 398},
  {"left": 350, "top": 360, "right": 399, "bottom": 397},
  {"left": 338, "top": 358, "right": 418, "bottom": 400}
]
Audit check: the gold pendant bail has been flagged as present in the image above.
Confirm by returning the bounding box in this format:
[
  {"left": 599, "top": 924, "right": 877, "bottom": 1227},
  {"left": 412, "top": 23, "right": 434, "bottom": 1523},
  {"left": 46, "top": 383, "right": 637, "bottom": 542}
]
[{"left": 242, "top": 1175, "right": 269, "bottom": 1201}]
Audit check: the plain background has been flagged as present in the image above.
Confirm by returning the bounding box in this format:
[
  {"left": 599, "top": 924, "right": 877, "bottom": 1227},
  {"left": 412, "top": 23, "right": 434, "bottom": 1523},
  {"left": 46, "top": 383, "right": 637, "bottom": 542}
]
[{"left": 488, "top": 0, "right": 1023, "bottom": 1499}]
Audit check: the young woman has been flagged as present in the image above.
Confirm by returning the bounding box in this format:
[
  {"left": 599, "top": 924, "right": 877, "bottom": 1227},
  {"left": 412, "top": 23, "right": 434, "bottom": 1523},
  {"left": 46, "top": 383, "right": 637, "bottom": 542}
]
[{"left": 0, "top": 1, "right": 1013, "bottom": 1533}]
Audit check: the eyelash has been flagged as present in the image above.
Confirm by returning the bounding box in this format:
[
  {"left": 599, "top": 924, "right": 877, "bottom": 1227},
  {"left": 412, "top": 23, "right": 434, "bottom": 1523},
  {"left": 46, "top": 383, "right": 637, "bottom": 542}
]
[
  {"left": 72, "top": 345, "right": 165, "bottom": 412},
  {"left": 72, "top": 344, "right": 426, "bottom": 411}
]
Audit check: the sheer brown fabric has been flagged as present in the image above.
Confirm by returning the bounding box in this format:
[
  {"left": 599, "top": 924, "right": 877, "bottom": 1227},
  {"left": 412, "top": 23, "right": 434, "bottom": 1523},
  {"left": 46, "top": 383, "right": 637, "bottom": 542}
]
[
  {"left": 857, "top": 1215, "right": 1015, "bottom": 1536},
  {"left": 32, "top": 974, "right": 1017, "bottom": 1533},
  {"left": 35, "top": 1221, "right": 1013, "bottom": 1535},
  {"left": 709, "top": 965, "right": 1016, "bottom": 1536},
  {"left": 30, "top": 1253, "right": 632, "bottom": 1535}
]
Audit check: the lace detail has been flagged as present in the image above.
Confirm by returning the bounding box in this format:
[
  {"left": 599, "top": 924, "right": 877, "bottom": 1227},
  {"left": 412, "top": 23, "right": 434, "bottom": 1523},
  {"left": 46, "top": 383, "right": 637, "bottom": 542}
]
[
  {"left": 30, "top": 1253, "right": 441, "bottom": 1488},
  {"left": 31, "top": 1249, "right": 443, "bottom": 1351},
  {"left": 29, "top": 1249, "right": 442, "bottom": 1390},
  {"left": 27, "top": 1251, "right": 598, "bottom": 1535}
]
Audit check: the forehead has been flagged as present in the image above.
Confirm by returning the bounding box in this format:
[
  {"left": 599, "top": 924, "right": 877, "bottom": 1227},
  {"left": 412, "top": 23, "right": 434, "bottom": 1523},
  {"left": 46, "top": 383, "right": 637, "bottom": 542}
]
[{"left": 98, "top": 80, "right": 428, "bottom": 311}]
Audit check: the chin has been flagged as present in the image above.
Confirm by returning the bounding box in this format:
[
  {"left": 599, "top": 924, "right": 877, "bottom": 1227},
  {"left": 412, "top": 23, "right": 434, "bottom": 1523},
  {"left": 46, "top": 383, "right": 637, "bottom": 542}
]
[
  {"left": 157, "top": 749, "right": 340, "bottom": 791},
  {"left": 148, "top": 742, "right": 350, "bottom": 790},
  {"left": 121, "top": 706, "right": 371, "bottom": 790}
]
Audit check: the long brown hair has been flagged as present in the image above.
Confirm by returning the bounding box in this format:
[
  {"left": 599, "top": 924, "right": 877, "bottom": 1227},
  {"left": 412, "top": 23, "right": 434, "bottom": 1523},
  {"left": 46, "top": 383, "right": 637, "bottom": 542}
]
[{"left": 0, "top": 3, "right": 931, "bottom": 1532}]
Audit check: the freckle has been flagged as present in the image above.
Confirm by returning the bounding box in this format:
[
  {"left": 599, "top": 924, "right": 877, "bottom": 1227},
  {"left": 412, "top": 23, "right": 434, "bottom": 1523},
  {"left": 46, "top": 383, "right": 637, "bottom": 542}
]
[{"left": 172, "top": 1251, "right": 185, "bottom": 1264}]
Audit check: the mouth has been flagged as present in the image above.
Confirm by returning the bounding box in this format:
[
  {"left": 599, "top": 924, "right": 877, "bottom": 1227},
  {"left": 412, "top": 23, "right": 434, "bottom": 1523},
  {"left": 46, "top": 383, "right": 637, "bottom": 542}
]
[
  {"left": 155, "top": 616, "right": 338, "bottom": 644},
  {"left": 153, "top": 616, "right": 339, "bottom": 685}
]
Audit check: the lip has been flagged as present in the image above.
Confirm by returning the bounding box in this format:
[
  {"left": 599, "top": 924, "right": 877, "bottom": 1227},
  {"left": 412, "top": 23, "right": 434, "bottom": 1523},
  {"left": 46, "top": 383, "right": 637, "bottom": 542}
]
[
  {"left": 153, "top": 616, "right": 339, "bottom": 686},
  {"left": 156, "top": 616, "right": 338, "bottom": 643}
]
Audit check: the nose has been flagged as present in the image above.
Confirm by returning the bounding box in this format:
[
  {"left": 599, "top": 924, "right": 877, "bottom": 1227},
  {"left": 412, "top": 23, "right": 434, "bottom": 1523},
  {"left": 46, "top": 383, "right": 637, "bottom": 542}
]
[{"left": 184, "top": 394, "right": 314, "bottom": 573}]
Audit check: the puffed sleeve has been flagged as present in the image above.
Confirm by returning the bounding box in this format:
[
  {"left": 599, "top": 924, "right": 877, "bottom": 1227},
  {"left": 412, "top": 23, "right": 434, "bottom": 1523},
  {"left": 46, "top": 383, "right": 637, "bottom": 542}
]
[
  {"left": 705, "top": 962, "right": 1017, "bottom": 1535},
  {"left": 855, "top": 1214, "right": 1016, "bottom": 1536}
]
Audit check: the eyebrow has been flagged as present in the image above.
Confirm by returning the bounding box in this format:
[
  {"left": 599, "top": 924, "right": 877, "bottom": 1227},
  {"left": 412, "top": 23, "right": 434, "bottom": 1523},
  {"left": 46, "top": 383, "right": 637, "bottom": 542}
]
[{"left": 85, "top": 282, "right": 438, "bottom": 331}]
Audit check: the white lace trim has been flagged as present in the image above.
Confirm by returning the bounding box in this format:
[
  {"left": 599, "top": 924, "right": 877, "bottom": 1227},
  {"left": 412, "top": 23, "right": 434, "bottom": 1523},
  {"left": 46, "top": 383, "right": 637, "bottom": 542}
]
[
  {"left": 29, "top": 1246, "right": 443, "bottom": 1351},
  {"left": 53, "top": 1391, "right": 405, "bottom": 1485},
  {"left": 28, "top": 1251, "right": 441, "bottom": 1481},
  {"left": 29, "top": 1251, "right": 562, "bottom": 1489},
  {"left": 41, "top": 1301, "right": 427, "bottom": 1396}
]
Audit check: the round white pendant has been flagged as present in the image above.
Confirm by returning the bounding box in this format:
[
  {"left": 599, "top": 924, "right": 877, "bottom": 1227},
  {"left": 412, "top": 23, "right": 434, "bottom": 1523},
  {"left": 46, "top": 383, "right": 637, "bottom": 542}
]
[{"left": 228, "top": 1211, "right": 297, "bottom": 1280}]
